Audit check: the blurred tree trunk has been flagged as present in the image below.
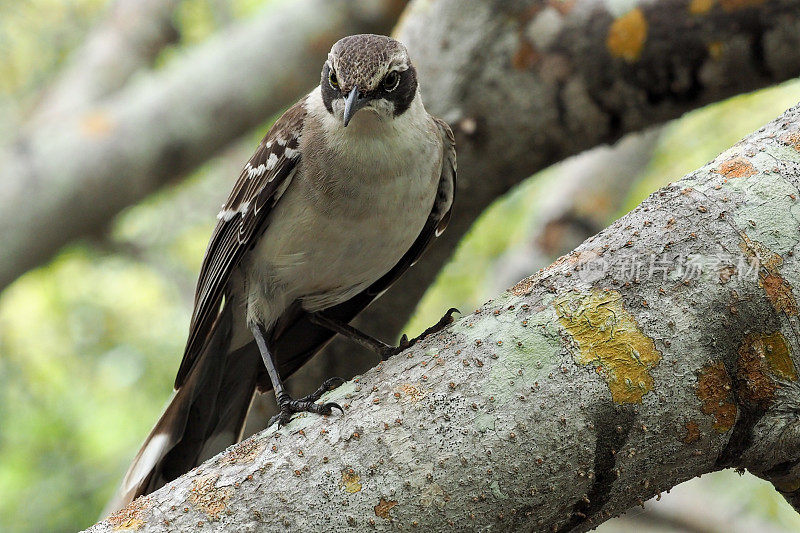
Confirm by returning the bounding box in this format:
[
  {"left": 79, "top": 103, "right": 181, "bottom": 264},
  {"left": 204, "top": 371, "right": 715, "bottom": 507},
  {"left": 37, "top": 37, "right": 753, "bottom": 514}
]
[
  {"left": 85, "top": 100, "right": 800, "bottom": 533},
  {"left": 0, "top": 0, "right": 406, "bottom": 293},
  {"left": 28, "top": 0, "right": 182, "bottom": 127},
  {"left": 3, "top": 0, "right": 800, "bottom": 296}
]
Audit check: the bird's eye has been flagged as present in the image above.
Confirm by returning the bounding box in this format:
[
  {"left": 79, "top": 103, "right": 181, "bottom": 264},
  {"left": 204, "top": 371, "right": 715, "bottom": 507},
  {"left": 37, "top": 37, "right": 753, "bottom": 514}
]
[
  {"left": 383, "top": 71, "right": 400, "bottom": 92},
  {"left": 329, "top": 70, "right": 339, "bottom": 89}
]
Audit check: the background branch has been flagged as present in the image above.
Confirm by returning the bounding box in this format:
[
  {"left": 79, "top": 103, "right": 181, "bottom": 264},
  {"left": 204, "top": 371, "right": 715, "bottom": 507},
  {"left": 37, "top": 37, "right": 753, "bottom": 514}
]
[{"left": 0, "top": 0, "right": 406, "bottom": 293}]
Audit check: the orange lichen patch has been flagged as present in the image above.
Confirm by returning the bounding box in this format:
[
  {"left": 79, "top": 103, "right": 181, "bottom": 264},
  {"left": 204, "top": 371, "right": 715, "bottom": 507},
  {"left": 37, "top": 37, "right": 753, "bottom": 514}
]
[
  {"left": 374, "top": 497, "right": 398, "bottom": 519},
  {"left": 554, "top": 289, "right": 662, "bottom": 403},
  {"left": 81, "top": 110, "right": 114, "bottom": 137},
  {"left": 715, "top": 156, "right": 757, "bottom": 178},
  {"left": 397, "top": 383, "right": 427, "bottom": 403},
  {"left": 108, "top": 497, "right": 150, "bottom": 530},
  {"left": 684, "top": 420, "right": 701, "bottom": 443},
  {"left": 510, "top": 276, "right": 534, "bottom": 296},
  {"left": 606, "top": 8, "right": 648, "bottom": 62},
  {"left": 762, "top": 273, "right": 799, "bottom": 315},
  {"left": 340, "top": 469, "right": 362, "bottom": 493},
  {"left": 779, "top": 131, "right": 800, "bottom": 151},
  {"left": 739, "top": 237, "right": 798, "bottom": 316},
  {"left": 512, "top": 39, "right": 540, "bottom": 70},
  {"left": 736, "top": 332, "right": 797, "bottom": 407},
  {"left": 689, "top": 0, "right": 715, "bottom": 14},
  {"left": 188, "top": 474, "right": 232, "bottom": 520},
  {"left": 718, "top": 0, "right": 766, "bottom": 11},
  {"left": 696, "top": 362, "right": 736, "bottom": 433},
  {"left": 217, "top": 437, "right": 266, "bottom": 466}
]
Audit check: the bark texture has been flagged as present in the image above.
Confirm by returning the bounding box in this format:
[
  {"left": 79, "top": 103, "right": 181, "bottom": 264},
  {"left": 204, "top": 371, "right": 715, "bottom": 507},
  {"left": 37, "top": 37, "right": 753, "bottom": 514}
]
[
  {"left": 85, "top": 102, "right": 800, "bottom": 532},
  {"left": 0, "top": 0, "right": 405, "bottom": 292}
]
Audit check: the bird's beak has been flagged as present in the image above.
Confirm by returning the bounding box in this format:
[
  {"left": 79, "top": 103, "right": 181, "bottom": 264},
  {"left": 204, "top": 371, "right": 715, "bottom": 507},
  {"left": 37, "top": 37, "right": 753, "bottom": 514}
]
[{"left": 343, "top": 86, "right": 369, "bottom": 127}]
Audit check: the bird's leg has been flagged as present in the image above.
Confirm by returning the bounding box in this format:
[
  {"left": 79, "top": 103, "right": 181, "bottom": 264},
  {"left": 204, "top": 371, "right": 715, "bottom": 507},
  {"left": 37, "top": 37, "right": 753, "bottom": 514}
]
[
  {"left": 309, "top": 308, "right": 459, "bottom": 361},
  {"left": 250, "top": 323, "right": 343, "bottom": 427}
]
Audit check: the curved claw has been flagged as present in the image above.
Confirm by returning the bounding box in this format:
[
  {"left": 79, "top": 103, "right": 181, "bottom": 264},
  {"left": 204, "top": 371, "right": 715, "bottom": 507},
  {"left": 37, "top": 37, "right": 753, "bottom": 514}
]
[
  {"left": 321, "top": 376, "right": 347, "bottom": 390},
  {"left": 322, "top": 402, "right": 343, "bottom": 415}
]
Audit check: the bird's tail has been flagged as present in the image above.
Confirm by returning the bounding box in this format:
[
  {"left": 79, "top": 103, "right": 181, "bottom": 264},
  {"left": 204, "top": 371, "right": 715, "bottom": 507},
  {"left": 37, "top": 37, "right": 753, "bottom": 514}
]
[{"left": 105, "top": 304, "right": 262, "bottom": 514}]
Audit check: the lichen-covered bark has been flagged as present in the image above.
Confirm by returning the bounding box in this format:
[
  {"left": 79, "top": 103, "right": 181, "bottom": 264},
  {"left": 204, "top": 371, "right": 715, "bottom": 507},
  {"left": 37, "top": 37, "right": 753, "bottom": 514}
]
[{"left": 84, "top": 103, "right": 800, "bottom": 532}]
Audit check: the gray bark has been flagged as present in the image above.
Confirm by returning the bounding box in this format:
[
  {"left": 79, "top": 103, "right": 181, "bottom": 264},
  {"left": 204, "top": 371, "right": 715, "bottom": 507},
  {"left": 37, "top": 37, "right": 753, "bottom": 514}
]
[
  {"left": 0, "top": 0, "right": 405, "bottom": 293},
  {"left": 85, "top": 102, "right": 800, "bottom": 532}
]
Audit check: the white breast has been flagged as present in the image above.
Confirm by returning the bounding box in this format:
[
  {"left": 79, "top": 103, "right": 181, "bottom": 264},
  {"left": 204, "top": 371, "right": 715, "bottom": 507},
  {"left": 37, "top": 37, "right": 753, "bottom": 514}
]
[{"left": 244, "top": 88, "right": 443, "bottom": 327}]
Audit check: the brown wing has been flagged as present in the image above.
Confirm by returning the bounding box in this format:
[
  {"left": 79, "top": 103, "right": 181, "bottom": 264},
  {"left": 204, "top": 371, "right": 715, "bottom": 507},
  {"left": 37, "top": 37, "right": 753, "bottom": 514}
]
[
  {"left": 267, "top": 116, "right": 456, "bottom": 376},
  {"left": 175, "top": 101, "right": 307, "bottom": 388}
]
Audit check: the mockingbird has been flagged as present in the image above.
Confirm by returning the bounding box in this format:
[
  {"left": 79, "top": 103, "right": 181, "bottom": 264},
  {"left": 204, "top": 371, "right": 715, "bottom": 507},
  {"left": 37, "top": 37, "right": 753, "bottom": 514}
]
[{"left": 110, "top": 34, "right": 456, "bottom": 510}]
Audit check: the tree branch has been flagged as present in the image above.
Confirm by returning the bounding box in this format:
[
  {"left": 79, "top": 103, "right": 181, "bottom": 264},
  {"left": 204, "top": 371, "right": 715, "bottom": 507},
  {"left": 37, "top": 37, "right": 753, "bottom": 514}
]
[
  {"left": 27, "top": 0, "right": 182, "bottom": 126},
  {"left": 0, "top": 0, "right": 405, "bottom": 293},
  {"left": 86, "top": 100, "right": 800, "bottom": 532}
]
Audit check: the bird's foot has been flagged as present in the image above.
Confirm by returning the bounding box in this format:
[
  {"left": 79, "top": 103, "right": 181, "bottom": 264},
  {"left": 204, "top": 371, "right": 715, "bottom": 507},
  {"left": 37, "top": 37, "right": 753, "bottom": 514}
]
[
  {"left": 268, "top": 377, "right": 345, "bottom": 427},
  {"left": 379, "top": 307, "right": 459, "bottom": 360}
]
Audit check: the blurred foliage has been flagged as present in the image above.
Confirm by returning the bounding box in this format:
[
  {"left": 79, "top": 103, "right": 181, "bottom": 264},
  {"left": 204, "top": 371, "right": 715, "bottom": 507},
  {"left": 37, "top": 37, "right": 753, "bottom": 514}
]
[{"left": 1, "top": 1, "right": 800, "bottom": 531}]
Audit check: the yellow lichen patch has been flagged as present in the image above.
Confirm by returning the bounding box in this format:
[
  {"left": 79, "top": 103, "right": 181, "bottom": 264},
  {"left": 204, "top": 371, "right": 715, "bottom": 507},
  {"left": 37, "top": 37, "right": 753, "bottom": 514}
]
[
  {"left": 188, "top": 474, "right": 232, "bottom": 521},
  {"left": 397, "top": 383, "right": 428, "bottom": 403},
  {"left": 739, "top": 236, "right": 798, "bottom": 316},
  {"left": 736, "top": 332, "right": 797, "bottom": 407},
  {"left": 779, "top": 131, "right": 800, "bottom": 151},
  {"left": 716, "top": 156, "right": 757, "bottom": 178},
  {"left": 554, "top": 289, "right": 662, "bottom": 403},
  {"left": 108, "top": 497, "right": 150, "bottom": 530},
  {"left": 696, "top": 362, "right": 737, "bottom": 433},
  {"left": 80, "top": 110, "right": 114, "bottom": 137},
  {"left": 340, "top": 468, "right": 362, "bottom": 493},
  {"left": 684, "top": 420, "right": 701, "bottom": 443},
  {"left": 689, "top": 0, "right": 715, "bottom": 14},
  {"left": 374, "top": 497, "right": 398, "bottom": 519},
  {"left": 606, "top": 8, "right": 648, "bottom": 62},
  {"left": 217, "top": 437, "right": 266, "bottom": 466},
  {"left": 718, "top": 0, "right": 766, "bottom": 11}
]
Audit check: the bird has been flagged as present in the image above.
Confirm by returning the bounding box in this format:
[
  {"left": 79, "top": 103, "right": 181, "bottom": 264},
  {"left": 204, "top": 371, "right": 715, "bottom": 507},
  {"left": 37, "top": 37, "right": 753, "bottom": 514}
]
[{"left": 108, "top": 34, "right": 456, "bottom": 511}]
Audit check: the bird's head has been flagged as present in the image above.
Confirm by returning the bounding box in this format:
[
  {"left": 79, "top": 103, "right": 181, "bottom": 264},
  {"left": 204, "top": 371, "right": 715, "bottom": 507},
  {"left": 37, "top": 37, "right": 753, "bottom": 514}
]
[{"left": 321, "top": 34, "right": 418, "bottom": 127}]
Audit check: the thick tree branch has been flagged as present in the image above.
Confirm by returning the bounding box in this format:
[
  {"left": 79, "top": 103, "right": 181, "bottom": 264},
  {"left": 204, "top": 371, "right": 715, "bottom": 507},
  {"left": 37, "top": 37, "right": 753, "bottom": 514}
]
[
  {"left": 86, "top": 101, "right": 800, "bottom": 532},
  {"left": 0, "top": 0, "right": 405, "bottom": 293},
  {"left": 310, "top": 0, "right": 800, "bottom": 400}
]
